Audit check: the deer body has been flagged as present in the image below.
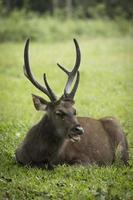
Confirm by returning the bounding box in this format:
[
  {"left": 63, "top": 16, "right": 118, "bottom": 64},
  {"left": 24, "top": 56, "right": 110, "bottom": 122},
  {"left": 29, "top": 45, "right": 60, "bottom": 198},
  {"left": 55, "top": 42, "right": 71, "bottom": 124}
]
[
  {"left": 57, "top": 117, "right": 128, "bottom": 166},
  {"left": 15, "top": 39, "right": 128, "bottom": 169},
  {"left": 16, "top": 115, "right": 128, "bottom": 167}
]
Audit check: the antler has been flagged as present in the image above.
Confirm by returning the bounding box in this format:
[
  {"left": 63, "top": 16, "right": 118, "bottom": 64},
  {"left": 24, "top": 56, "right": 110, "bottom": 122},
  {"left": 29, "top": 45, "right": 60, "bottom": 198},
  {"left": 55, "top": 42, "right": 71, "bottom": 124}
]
[
  {"left": 57, "top": 38, "right": 81, "bottom": 99},
  {"left": 68, "top": 71, "right": 80, "bottom": 99},
  {"left": 24, "top": 38, "right": 57, "bottom": 101}
]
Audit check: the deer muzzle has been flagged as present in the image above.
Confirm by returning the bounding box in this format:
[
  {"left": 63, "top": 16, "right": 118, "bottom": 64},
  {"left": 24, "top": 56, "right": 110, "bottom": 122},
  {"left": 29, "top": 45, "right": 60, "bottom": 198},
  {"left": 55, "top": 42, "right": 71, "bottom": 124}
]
[{"left": 69, "top": 125, "right": 84, "bottom": 142}]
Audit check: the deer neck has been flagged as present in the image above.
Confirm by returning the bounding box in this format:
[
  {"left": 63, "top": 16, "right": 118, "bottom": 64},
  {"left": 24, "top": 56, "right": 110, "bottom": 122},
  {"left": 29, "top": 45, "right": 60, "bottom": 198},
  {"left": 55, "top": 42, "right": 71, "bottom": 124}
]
[{"left": 40, "top": 114, "right": 65, "bottom": 145}]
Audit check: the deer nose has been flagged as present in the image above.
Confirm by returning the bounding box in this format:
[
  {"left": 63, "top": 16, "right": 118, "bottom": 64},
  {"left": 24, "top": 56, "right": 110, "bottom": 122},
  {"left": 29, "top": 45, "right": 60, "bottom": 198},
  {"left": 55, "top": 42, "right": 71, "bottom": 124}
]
[{"left": 71, "top": 125, "right": 84, "bottom": 135}]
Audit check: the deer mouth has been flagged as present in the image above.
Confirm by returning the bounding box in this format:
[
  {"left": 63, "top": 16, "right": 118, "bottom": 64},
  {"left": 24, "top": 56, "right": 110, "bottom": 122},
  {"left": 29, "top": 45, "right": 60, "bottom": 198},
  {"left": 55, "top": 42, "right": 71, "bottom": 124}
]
[
  {"left": 68, "top": 131, "right": 81, "bottom": 142},
  {"left": 69, "top": 135, "right": 81, "bottom": 142}
]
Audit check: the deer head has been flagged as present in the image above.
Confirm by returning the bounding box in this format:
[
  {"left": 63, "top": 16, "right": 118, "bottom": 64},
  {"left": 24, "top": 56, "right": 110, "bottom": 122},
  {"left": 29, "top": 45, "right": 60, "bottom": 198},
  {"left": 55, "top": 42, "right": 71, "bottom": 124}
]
[{"left": 24, "top": 39, "right": 84, "bottom": 142}]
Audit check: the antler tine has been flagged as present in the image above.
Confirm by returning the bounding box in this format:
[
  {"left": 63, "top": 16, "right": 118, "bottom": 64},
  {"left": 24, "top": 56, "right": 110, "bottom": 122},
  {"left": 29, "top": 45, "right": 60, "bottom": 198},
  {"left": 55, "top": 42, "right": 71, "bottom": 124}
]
[
  {"left": 24, "top": 38, "right": 56, "bottom": 101},
  {"left": 57, "top": 63, "right": 69, "bottom": 75},
  {"left": 43, "top": 74, "right": 57, "bottom": 101},
  {"left": 71, "top": 38, "right": 81, "bottom": 75},
  {"left": 57, "top": 38, "right": 81, "bottom": 96},
  {"left": 69, "top": 71, "right": 80, "bottom": 99}
]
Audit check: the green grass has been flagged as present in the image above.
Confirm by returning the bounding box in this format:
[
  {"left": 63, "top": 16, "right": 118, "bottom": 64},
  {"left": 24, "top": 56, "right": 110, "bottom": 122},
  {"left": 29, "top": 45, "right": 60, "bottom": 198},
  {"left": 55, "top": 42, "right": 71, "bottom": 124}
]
[{"left": 0, "top": 37, "right": 133, "bottom": 199}]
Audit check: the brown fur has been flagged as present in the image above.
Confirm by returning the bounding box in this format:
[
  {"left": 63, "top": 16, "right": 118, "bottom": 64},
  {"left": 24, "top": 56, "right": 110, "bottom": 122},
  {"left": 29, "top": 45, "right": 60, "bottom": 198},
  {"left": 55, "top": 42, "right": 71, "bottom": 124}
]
[{"left": 57, "top": 117, "right": 128, "bottom": 166}]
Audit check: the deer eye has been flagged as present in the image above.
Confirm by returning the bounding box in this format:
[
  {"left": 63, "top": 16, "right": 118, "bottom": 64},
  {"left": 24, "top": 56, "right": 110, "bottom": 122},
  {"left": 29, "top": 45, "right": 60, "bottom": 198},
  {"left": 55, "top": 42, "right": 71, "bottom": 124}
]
[{"left": 55, "top": 110, "right": 65, "bottom": 118}]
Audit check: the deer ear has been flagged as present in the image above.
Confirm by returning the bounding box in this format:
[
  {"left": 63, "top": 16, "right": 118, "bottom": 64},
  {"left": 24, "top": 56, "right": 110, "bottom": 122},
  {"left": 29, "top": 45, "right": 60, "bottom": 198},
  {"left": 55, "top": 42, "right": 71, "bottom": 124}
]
[{"left": 32, "top": 94, "right": 48, "bottom": 111}]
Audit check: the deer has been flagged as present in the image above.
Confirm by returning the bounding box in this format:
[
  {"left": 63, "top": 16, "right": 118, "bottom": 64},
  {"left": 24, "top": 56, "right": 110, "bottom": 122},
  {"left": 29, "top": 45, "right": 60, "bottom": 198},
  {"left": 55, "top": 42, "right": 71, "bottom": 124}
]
[{"left": 15, "top": 38, "right": 128, "bottom": 169}]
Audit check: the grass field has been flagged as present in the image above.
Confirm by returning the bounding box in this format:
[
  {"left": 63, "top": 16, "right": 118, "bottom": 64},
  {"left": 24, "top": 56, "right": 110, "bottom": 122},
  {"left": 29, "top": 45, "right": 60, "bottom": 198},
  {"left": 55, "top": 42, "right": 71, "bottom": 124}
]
[{"left": 0, "top": 37, "right": 133, "bottom": 199}]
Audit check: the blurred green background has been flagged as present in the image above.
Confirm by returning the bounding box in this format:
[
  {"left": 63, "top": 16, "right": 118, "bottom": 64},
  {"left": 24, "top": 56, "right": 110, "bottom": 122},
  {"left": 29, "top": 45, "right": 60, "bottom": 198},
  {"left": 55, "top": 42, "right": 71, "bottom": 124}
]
[{"left": 0, "top": 0, "right": 133, "bottom": 42}]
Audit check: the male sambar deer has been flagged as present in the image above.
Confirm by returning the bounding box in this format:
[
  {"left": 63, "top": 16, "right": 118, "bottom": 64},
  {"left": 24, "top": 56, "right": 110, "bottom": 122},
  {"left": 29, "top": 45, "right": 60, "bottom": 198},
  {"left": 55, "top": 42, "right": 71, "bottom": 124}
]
[{"left": 15, "top": 39, "right": 128, "bottom": 169}]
